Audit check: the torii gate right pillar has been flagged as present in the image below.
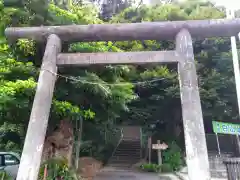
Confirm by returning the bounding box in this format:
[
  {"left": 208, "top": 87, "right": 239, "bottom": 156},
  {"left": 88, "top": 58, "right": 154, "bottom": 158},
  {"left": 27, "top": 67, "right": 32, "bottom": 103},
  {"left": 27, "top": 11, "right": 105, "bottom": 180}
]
[{"left": 176, "top": 29, "right": 211, "bottom": 180}]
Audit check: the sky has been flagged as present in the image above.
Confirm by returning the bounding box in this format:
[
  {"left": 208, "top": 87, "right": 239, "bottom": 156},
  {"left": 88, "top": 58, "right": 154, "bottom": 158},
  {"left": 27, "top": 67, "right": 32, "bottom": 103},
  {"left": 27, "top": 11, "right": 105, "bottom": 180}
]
[
  {"left": 183, "top": 0, "right": 240, "bottom": 10},
  {"left": 210, "top": 0, "right": 240, "bottom": 10},
  {"left": 142, "top": 0, "right": 240, "bottom": 10}
]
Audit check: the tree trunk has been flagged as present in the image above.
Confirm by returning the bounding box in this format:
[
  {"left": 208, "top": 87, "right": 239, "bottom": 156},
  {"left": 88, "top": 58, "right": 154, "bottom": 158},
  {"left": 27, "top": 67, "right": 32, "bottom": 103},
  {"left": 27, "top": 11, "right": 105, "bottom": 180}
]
[{"left": 75, "top": 117, "right": 83, "bottom": 169}]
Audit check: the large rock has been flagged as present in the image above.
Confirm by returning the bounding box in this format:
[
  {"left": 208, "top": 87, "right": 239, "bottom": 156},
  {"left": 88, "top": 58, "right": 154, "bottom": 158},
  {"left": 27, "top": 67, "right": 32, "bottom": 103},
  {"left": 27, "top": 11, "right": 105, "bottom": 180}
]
[
  {"left": 77, "top": 157, "right": 103, "bottom": 180},
  {"left": 42, "top": 119, "right": 74, "bottom": 166}
]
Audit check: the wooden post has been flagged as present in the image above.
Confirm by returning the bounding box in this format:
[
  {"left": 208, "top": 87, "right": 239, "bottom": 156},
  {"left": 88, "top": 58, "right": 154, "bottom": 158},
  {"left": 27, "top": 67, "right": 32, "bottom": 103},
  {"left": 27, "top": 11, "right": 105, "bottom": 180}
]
[
  {"left": 176, "top": 29, "right": 210, "bottom": 180},
  {"left": 75, "top": 116, "right": 83, "bottom": 170},
  {"left": 148, "top": 137, "right": 152, "bottom": 164},
  {"left": 152, "top": 141, "right": 168, "bottom": 165},
  {"left": 16, "top": 34, "right": 61, "bottom": 180},
  {"left": 43, "top": 164, "right": 48, "bottom": 180},
  {"left": 157, "top": 140, "right": 162, "bottom": 165},
  {"left": 215, "top": 133, "right": 221, "bottom": 156},
  {"left": 236, "top": 135, "right": 240, "bottom": 156}
]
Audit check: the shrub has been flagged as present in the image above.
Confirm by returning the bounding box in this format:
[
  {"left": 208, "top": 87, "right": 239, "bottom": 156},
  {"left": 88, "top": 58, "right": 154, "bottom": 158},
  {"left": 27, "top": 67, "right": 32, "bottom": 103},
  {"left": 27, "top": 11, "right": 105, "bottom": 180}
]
[
  {"left": 38, "top": 158, "right": 78, "bottom": 180},
  {"left": 160, "top": 163, "right": 172, "bottom": 173},
  {"left": 139, "top": 163, "right": 174, "bottom": 173},
  {"left": 162, "top": 141, "right": 184, "bottom": 171},
  {"left": 0, "top": 170, "right": 12, "bottom": 180},
  {"left": 139, "top": 163, "right": 161, "bottom": 172}
]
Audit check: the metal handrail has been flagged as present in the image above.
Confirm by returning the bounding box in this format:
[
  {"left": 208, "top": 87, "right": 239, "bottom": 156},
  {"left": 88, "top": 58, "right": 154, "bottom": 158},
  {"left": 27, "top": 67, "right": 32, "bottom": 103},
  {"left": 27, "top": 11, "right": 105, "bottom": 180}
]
[{"left": 108, "top": 127, "right": 123, "bottom": 162}]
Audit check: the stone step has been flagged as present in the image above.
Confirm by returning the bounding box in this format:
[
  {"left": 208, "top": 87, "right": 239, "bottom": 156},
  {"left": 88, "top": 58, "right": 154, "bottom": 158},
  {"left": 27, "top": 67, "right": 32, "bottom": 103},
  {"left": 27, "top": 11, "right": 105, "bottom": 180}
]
[
  {"left": 107, "top": 139, "right": 141, "bottom": 170},
  {"left": 115, "top": 149, "right": 141, "bottom": 153},
  {"left": 120, "top": 140, "right": 141, "bottom": 143},
  {"left": 110, "top": 156, "right": 140, "bottom": 160},
  {"left": 179, "top": 166, "right": 227, "bottom": 179},
  {"left": 112, "top": 156, "right": 140, "bottom": 160},
  {"left": 108, "top": 159, "right": 139, "bottom": 164},
  {"left": 118, "top": 144, "right": 141, "bottom": 148},
  {"left": 210, "top": 170, "right": 227, "bottom": 178},
  {"left": 119, "top": 147, "right": 141, "bottom": 149},
  {"left": 106, "top": 164, "right": 133, "bottom": 169},
  {"left": 107, "top": 162, "right": 132, "bottom": 167},
  {"left": 122, "top": 138, "right": 141, "bottom": 141},
  {"left": 116, "top": 146, "right": 140, "bottom": 150},
  {"left": 100, "top": 167, "right": 134, "bottom": 172},
  {"left": 113, "top": 153, "right": 141, "bottom": 157},
  {"left": 208, "top": 154, "right": 228, "bottom": 176},
  {"left": 116, "top": 148, "right": 141, "bottom": 152}
]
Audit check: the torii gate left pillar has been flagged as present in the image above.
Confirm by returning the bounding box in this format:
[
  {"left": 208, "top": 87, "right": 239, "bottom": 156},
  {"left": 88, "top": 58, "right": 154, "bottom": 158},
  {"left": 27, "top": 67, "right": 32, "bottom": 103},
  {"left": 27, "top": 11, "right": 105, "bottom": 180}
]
[{"left": 16, "top": 34, "right": 61, "bottom": 180}]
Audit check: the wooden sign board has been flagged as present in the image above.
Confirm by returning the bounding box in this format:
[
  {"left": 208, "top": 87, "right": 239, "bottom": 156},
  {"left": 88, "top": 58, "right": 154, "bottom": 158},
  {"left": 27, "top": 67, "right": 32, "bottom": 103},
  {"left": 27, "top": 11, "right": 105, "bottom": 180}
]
[
  {"left": 152, "top": 143, "right": 168, "bottom": 150},
  {"left": 212, "top": 121, "right": 240, "bottom": 135}
]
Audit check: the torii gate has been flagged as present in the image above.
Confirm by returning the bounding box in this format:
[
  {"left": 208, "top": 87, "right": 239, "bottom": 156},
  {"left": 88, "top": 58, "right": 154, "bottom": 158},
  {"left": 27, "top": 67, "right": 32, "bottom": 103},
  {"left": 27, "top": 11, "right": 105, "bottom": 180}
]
[{"left": 5, "top": 18, "right": 240, "bottom": 180}]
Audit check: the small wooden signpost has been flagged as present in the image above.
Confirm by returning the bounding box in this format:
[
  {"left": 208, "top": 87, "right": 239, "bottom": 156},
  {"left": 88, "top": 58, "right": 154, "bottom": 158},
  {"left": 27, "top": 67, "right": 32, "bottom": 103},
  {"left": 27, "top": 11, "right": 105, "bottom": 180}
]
[{"left": 152, "top": 140, "right": 168, "bottom": 165}]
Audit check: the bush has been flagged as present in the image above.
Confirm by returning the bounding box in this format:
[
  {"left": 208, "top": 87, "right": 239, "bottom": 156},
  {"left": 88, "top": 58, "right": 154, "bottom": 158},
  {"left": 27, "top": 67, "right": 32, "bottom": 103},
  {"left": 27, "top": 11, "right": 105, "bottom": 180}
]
[
  {"left": 0, "top": 170, "right": 12, "bottom": 180},
  {"left": 139, "top": 163, "right": 174, "bottom": 173},
  {"left": 160, "top": 163, "right": 172, "bottom": 173},
  {"left": 162, "top": 141, "right": 184, "bottom": 171},
  {"left": 38, "top": 158, "right": 78, "bottom": 180},
  {"left": 139, "top": 163, "right": 161, "bottom": 172}
]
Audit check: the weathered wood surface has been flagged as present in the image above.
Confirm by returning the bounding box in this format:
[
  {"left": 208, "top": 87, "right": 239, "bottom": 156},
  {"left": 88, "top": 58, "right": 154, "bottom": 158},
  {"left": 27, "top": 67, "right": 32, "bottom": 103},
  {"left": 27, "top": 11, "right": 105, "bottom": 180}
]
[
  {"left": 16, "top": 34, "right": 61, "bottom": 180},
  {"left": 176, "top": 29, "right": 210, "bottom": 180},
  {"left": 57, "top": 51, "right": 178, "bottom": 66},
  {"left": 5, "top": 18, "right": 240, "bottom": 42}
]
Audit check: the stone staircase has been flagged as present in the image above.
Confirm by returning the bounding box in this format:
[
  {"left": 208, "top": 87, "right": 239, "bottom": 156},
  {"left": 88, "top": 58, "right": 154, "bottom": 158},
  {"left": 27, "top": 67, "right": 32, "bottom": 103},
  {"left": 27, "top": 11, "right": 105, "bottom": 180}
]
[
  {"left": 177, "top": 152, "right": 231, "bottom": 179},
  {"left": 106, "top": 126, "right": 142, "bottom": 169},
  {"left": 206, "top": 134, "right": 239, "bottom": 178},
  {"left": 107, "top": 140, "right": 141, "bottom": 168},
  {"left": 208, "top": 151, "right": 233, "bottom": 178}
]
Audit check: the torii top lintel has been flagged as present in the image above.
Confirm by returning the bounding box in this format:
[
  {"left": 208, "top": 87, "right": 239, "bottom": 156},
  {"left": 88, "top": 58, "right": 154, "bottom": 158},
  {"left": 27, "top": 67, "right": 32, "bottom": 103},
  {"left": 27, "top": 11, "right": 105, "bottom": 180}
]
[{"left": 5, "top": 18, "right": 240, "bottom": 43}]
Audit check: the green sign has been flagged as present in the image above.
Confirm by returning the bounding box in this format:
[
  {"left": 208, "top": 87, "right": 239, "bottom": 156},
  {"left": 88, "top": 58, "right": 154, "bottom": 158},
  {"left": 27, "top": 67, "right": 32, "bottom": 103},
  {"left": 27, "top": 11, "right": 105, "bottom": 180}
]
[{"left": 212, "top": 121, "right": 240, "bottom": 135}]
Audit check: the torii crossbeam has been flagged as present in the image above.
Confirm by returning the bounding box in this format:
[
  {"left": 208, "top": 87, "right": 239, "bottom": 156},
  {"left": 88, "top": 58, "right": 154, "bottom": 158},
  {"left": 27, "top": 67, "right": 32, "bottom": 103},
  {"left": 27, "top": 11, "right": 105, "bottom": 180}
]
[{"left": 5, "top": 18, "right": 240, "bottom": 180}]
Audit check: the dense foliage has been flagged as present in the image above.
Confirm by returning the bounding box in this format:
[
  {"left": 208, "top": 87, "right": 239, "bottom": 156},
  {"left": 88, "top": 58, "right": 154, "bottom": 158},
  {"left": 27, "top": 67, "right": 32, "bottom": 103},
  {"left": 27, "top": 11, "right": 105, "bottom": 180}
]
[
  {"left": 0, "top": 0, "right": 239, "bottom": 166},
  {"left": 140, "top": 141, "right": 184, "bottom": 172},
  {"left": 139, "top": 162, "right": 173, "bottom": 173},
  {"left": 38, "top": 158, "right": 78, "bottom": 180},
  {"left": 140, "top": 163, "right": 162, "bottom": 173},
  {"left": 0, "top": 170, "right": 12, "bottom": 180},
  {"left": 162, "top": 141, "right": 184, "bottom": 171}
]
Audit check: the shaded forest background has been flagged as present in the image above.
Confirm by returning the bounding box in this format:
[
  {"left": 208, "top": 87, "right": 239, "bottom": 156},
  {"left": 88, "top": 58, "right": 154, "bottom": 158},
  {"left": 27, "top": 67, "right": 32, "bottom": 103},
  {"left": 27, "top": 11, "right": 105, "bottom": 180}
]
[{"left": 0, "top": 0, "right": 240, "bottom": 162}]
